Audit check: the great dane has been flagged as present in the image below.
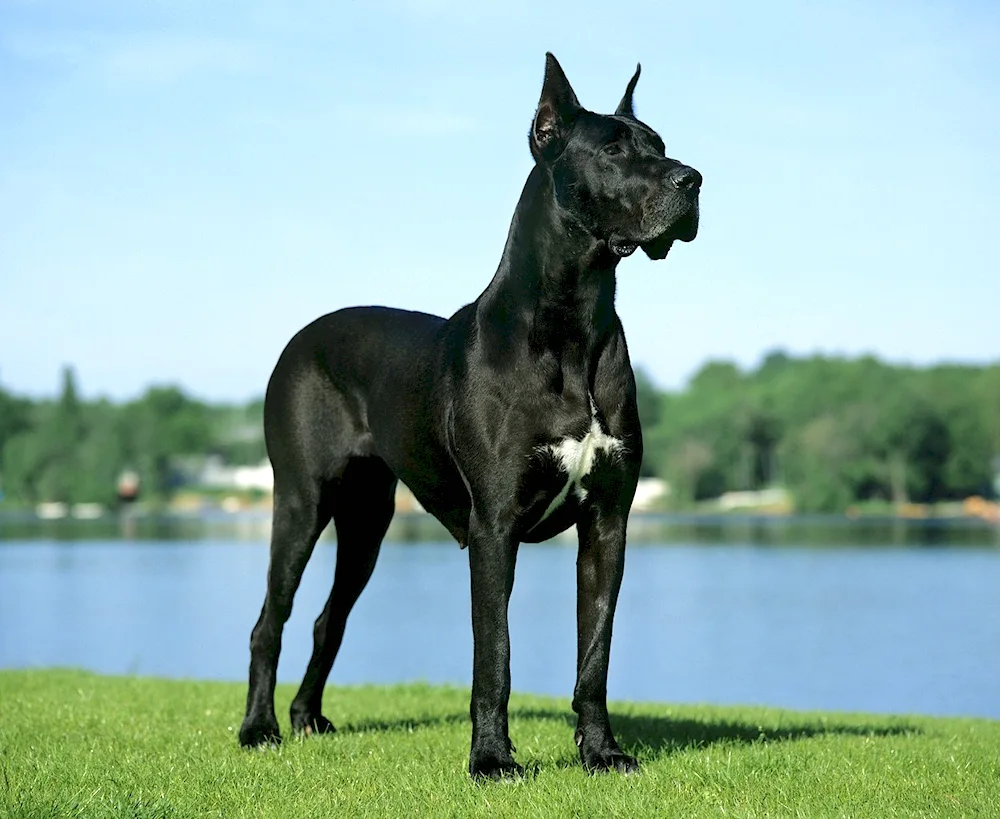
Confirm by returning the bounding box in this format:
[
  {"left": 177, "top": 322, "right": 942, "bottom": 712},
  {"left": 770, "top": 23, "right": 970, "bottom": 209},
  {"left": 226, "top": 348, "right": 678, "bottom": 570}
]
[{"left": 239, "top": 53, "right": 701, "bottom": 779}]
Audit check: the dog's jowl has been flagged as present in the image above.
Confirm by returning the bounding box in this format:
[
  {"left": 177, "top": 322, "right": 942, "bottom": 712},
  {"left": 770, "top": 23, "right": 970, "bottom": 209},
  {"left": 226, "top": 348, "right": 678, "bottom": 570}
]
[{"left": 239, "top": 53, "right": 701, "bottom": 779}]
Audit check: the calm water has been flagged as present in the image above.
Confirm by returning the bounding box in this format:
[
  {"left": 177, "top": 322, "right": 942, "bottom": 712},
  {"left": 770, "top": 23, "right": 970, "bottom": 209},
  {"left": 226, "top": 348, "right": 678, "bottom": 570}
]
[{"left": 1, "top": 517, "right": 998, "bottom": 719}]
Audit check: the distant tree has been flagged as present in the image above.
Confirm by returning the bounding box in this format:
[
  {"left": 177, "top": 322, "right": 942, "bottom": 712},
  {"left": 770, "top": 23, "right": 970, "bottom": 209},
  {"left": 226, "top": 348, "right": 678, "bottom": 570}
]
[
  {"left": 76, "top": 400, "right": 128, "bottom": 505},
  {"left": 2, "top": 425, "right": 48, "bottom": 504},
  {"left": 863, "top": 392, "right": 950, "bottom": 504},
  {"left": 633, "top": 368, "right": 661, "bottom": 477},
  {"left": 756, "top": 349, "right": 792, "bottom": 379},
  {"left": 743, "top": 407, "right": 783, "bottom": 489},
  {"left": 36, "top": 366, "right": 87, "bottom": 503},
  {"left": 0, "top": 382, "right": 32, "bottom": 456},
  {"left": 1, "top": 368, "right": 86, "bottom": 504},
  {"left": 667, "top": 438, "right": 716, "bottom": 504},
  {"left": 212, "top": 399, "right": 266, "bottom": 466},
  {"left": 976, "top": 366, "right": 1000, "bottom": 496},
  {"left": 120, "top": 386, "right": 215, "bottom": 500},
  {"left": 780, "top": 415, "right": 857, "bottom": 512},
  {"left": 688, "top": 360, "right": 743, "bottom": 393}
]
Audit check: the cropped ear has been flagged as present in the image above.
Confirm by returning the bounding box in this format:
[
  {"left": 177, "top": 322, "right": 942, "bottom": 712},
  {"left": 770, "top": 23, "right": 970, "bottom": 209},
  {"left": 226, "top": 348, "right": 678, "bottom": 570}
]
[
  {"left": 615, "top": 63, "right": 641, "bottom": 117},
  {"left": 529, "top": 53, "right": 581, "bottom": 162}
]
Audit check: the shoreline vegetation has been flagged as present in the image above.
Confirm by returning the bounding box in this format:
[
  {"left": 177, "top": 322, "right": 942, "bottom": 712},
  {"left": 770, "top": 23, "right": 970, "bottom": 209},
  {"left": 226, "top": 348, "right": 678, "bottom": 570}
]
[
  {"left": 2, "top": 503, "right": 998, "bottom": 550},
  {"left": 2, "top": 352, "right": 999, "bottom": 520},
  {"left": 2, "top": 669, "right": 998, "bottom": 818},
  {"left": 8, "top": 489, "right": 1000, "bottom": 521},
  {"left": 2, "top": 506, "right": 998, "bottom": 548}
]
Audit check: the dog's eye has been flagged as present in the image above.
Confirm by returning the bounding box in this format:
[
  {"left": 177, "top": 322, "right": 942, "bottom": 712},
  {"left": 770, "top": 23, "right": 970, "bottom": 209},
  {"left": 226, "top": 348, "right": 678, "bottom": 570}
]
[{"left": 602, "top": 143, "right": 624, "bottom": 157}]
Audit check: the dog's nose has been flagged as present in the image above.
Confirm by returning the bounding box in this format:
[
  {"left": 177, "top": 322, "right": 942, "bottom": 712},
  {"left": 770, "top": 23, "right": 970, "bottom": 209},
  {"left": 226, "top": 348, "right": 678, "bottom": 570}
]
[{"left": 668, "top": 166, "right": 702, "bottom": 191}]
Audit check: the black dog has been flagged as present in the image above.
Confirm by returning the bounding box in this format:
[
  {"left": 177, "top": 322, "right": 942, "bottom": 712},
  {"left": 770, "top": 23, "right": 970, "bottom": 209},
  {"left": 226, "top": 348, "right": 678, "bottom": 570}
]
[{"left": 239, "top": 53, "right": 701, "bottom": 779}]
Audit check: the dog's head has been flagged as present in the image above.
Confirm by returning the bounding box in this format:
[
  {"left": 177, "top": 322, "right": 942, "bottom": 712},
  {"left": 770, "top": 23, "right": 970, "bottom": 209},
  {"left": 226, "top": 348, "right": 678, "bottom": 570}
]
[{"left": 529, "top": 53, "right": 701, "bottom": 260}]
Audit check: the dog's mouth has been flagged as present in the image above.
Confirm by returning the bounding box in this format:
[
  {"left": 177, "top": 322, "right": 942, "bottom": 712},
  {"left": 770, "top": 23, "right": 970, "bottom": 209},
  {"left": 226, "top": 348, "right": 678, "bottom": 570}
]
[
  {"left": 609, "top": 238, "right": 638, "bottom": 257},
  {"left": 611, "top": 202, "right": 700, "bottom": 261},
  {"left": 639, "top": 207, "right": 700, "bottom": 260},
  {"left": 639, "top": 233, "right": 674, "bottom": 261}
]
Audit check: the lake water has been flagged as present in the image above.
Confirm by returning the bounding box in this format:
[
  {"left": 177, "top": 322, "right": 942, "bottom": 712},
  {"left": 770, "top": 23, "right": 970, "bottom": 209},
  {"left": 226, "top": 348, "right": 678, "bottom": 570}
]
[{"left": 1, "top": 516, "right": 998, "bottom": 720}]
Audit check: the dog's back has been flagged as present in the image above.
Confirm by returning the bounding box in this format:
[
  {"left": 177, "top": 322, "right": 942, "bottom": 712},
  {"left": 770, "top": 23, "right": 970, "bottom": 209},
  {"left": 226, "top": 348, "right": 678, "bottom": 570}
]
[{"left": 263, "top": 305, "right": 472, "bottom": 530}]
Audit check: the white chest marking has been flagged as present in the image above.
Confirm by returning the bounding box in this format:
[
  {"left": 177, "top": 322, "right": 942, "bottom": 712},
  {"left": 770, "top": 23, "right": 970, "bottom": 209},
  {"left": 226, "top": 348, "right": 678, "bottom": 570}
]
[{"left": 537, "top": 398, "right": 625, "bottom": 524}]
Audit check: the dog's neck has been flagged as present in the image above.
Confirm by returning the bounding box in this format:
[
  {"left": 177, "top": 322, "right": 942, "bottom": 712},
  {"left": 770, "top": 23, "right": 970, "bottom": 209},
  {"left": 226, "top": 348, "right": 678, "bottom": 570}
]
[{"left": 476, "top": 165, "right": 621, "bottom": 363}]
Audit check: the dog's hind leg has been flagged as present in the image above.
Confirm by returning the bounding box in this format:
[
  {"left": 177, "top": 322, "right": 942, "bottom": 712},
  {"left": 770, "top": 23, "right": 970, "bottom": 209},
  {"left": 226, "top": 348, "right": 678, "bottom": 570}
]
[
  {"left": 239, "top": 474, "right": 336, "bottom": 747},
  {"left": 289, "top": 456, "right": 397, "bottom": 735}
]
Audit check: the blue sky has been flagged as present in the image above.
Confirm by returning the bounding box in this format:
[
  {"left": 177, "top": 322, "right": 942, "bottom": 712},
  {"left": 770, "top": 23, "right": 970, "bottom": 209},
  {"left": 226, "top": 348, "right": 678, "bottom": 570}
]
[{"left": 1, "top": 0, "right": 998, "bottom": 402}]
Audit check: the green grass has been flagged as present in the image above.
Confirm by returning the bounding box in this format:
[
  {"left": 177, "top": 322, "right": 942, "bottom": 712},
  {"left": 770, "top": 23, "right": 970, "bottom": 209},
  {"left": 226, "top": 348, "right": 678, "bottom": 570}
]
[{"left": 1, "top": 670, "right": 997, "bottom": 818}]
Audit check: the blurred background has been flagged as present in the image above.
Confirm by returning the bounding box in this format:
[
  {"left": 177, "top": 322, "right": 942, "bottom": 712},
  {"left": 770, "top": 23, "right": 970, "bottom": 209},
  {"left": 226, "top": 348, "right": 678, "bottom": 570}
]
[{"left": 1, "top": 1, "right": 998, "bottom": 719}]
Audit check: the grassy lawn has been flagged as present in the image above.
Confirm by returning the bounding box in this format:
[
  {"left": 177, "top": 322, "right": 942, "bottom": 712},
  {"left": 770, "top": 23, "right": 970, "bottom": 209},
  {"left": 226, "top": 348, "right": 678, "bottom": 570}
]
[{"left": 1, "top": 670, "right": 997, "bottom": 818}]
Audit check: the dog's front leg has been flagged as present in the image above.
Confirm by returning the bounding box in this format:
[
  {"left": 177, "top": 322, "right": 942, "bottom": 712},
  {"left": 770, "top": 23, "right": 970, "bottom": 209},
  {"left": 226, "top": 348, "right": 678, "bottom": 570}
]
[
  {"left": 467, "top": 513, "right": 523, "bottom": 780},
  {"left": 572, "top": 507, "right": 639, "bottom": 773}
]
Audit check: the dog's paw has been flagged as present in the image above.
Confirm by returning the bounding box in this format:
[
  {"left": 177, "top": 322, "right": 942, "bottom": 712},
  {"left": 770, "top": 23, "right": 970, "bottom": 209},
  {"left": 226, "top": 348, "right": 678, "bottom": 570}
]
[
  {"left": 581, "top": 748, "right": 639, "bottom": 774},
  {"left": 469, "top": 751, "right": 525, "bottom": 781},
  {"left": 575, "top": 729, "right": 639, "bottom": 774},
  {"left": 239, "top": 715, "right": 282, "bottom": 748},
  {"left": 291, "top": 712, "right": 337, "bottom": 737}
]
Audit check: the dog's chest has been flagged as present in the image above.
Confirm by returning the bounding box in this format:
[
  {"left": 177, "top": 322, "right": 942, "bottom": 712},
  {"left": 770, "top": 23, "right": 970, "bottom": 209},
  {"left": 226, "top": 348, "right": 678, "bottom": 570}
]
[{"left": 537, "top": 398, "right": 624, "bottom": 523}]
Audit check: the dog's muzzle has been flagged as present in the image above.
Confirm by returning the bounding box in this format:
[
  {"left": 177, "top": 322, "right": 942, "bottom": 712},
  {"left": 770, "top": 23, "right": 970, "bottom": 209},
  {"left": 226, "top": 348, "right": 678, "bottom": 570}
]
[
  {"left": 639, "top": 205, "right": 699, "bottom": 259},
  {"left": 638, "top": 166, "right": 701, "bottom": 260}
]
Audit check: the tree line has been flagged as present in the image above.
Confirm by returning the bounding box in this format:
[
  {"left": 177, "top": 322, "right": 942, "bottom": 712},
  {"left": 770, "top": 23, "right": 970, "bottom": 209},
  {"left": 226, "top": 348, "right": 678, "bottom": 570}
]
[
  {"left": 0, "top": 368, "right": 264, "bottom": 508},
  {"left": 1, "top": 353, "right": 998, "bottom": 512},
  {"left": 637, "top": 352, "right": 1000, "bottom": 511}
]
